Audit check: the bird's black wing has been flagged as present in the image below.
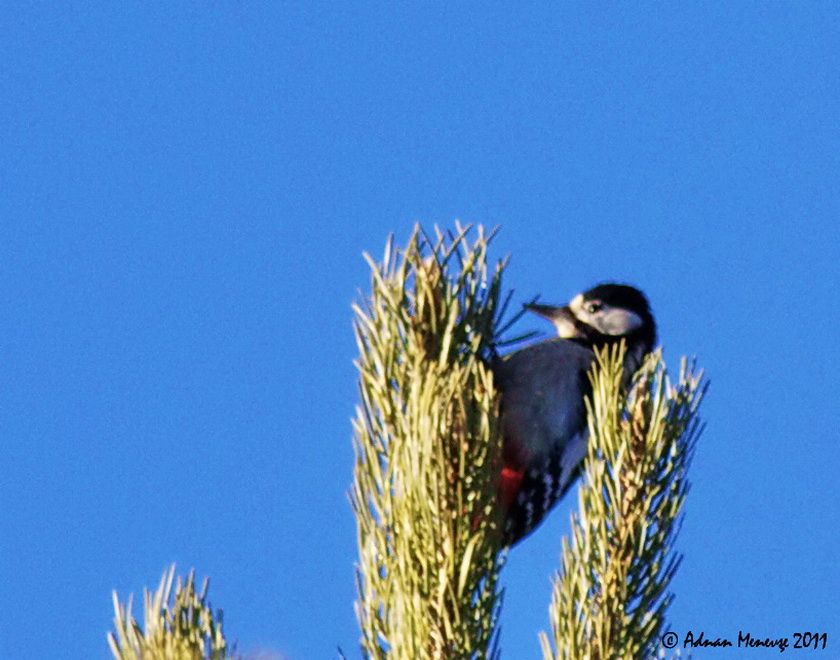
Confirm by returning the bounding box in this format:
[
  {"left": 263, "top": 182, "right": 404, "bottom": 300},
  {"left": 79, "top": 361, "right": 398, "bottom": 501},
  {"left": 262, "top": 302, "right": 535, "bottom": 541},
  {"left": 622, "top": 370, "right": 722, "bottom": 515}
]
[{"left": 493, "top": 339, "right": 595, "bottom": 544}]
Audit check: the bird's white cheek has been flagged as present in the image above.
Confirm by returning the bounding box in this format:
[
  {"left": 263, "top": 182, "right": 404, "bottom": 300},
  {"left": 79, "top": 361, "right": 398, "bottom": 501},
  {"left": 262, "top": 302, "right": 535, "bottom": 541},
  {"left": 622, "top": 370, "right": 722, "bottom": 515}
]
[{"left": 601, "top": 309, "right": 644, "bottom": 335}]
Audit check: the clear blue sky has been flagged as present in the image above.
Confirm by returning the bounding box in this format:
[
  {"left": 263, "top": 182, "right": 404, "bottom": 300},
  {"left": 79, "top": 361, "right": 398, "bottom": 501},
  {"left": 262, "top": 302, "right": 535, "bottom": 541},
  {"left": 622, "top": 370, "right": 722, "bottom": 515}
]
[{"left": 2, "top": 4, "right": 838, "bottom": 659}]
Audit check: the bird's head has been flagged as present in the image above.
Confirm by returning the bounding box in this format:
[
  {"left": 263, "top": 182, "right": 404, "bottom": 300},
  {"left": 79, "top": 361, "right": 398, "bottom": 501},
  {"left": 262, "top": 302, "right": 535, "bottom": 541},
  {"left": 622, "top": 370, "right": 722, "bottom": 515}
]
[{"left": 525, "top": 283, "right": 657, "bottom": 357}]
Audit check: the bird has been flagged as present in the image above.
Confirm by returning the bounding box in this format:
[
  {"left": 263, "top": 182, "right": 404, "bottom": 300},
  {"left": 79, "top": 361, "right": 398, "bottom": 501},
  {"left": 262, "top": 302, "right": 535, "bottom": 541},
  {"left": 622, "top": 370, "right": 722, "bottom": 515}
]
[{"left": 493, "top": 283, "right": 657, "bottom": 545}]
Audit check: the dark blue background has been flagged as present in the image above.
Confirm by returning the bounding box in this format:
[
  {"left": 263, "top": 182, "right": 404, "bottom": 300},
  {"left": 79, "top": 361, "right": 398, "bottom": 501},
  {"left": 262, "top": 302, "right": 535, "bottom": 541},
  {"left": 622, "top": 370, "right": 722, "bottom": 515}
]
[{"left": 2, "top": 4, "right": 838, "bottom": 658}]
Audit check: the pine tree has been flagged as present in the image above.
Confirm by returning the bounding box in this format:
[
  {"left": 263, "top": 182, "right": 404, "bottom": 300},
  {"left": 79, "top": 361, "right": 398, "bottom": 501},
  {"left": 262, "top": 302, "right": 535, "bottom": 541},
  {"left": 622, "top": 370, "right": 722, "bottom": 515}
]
[{"left": 107, "top": 225, "right": 705, "bottom": 660}]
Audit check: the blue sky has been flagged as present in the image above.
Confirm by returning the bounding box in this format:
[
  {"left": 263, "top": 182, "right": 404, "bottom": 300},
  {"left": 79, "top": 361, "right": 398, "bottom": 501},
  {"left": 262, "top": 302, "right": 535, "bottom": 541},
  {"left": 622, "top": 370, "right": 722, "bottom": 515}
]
[{"left": 2, "top": 4, "right": 838, "bottom": 659}]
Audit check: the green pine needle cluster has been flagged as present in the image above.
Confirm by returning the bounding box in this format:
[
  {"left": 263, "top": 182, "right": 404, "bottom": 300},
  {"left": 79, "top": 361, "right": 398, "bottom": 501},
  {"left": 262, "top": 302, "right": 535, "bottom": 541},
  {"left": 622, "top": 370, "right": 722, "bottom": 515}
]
[
  {"left": 104, "top": 225, "right": 706, "bottom": 660},
  {"left": 540, "top": 344, "right": 706, "bottom": 660},
  {"left": 108, "top": 565, "right": 230, "bottom": 660},
  {"left": 351, "top": 224, "right": 510, "bottom": 659}
]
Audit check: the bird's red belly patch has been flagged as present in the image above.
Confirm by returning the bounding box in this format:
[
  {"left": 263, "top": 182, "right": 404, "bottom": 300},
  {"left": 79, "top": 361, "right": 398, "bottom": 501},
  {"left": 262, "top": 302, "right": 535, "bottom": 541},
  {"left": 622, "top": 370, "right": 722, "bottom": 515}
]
[{"left": 500, "top": 466, "right": 525, "bottom": 509}]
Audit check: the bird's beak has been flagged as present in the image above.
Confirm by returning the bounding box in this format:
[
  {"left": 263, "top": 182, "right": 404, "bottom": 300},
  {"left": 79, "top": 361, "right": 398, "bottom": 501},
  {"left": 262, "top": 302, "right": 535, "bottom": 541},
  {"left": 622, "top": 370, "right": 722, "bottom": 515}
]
[
  {"left": 524, "top": 303, "right": 567, "bottom": 320},
  {"left": 524, "top": 303, "right": 582, "bottom": 339}
]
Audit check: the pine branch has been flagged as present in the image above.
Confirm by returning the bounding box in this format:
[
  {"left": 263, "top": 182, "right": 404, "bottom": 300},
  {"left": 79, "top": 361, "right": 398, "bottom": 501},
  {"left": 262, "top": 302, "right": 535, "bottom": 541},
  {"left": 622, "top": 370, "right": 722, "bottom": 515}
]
[
  {"left": 351, "top": 224, "right": 507, "bottom": 659},
  {"left": 540, "top": 344, "right": 707, "bottom": 660},
  {"left": 108, "top": 565, "right": 231, "bottom": 660}
]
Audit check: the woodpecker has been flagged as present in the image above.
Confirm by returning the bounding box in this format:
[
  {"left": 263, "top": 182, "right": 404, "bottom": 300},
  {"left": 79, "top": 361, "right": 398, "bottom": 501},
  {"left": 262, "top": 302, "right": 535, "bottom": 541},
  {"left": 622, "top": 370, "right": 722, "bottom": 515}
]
[{"left": 494, "top": 283, "right": 657, "bottom": 545}]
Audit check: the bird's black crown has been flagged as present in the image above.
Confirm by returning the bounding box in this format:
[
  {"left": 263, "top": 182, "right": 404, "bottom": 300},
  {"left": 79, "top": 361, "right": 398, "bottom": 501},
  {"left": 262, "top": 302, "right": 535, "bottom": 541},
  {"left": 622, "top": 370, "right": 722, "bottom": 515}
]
[{"left": 584, "top": 283, "right": 652, "bottom": 317}]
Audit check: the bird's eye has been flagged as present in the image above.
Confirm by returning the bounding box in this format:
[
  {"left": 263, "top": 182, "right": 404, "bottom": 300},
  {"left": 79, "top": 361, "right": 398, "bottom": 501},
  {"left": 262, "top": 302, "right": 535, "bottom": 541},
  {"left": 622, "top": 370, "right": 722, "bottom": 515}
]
[{"left": 586, "top": 301, "right": 603, "bottom": 314}]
